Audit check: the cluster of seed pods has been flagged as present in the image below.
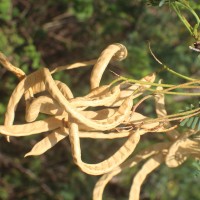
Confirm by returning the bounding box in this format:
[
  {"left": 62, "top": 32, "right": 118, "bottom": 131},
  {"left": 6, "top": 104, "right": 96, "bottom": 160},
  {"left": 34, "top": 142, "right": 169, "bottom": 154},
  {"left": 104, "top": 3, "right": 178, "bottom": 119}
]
[{"left": 0, "top": 44, "right": 200, "bottom": 200}]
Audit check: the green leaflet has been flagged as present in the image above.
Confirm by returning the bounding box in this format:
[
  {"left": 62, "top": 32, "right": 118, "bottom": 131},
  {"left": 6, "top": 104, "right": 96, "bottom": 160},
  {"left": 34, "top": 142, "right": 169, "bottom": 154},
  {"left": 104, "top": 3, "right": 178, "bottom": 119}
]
[{"left": 179, "top": 103, "right": 200, "bottom": 130}]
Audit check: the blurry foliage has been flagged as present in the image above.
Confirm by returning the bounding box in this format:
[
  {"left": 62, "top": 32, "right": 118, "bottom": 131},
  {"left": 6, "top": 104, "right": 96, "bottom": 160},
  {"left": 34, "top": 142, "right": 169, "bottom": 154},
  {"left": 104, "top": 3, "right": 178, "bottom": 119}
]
[
  {"left": 0, "top": 0, "right": 11, "bottom": 21},
  {"left": 1, "top": 0, "right": 200, "bottom": 199}
]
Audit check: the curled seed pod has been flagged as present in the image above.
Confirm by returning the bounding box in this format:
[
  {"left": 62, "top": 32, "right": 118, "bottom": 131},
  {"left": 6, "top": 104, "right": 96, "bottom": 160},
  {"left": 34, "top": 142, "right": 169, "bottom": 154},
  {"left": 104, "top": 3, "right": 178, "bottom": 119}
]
[
  {"left": 25, "top": 128, "right": 132, "bottom": 157},
  {"left": 80, "top": 131, "right": 131, "bottom": 139},
  {"left": 43, "top": 68, "right": 134, "bottom": 130},
  {"left": 81, "top": 108, "right": 116, "bottom": 120},
  {"left": 165, "top": 130, "right": 197, "bottom": 167},
  {"left": 0, "top": 116, "right": 63, "bottom": 136},
  {"left": 85, "top": 85, "right": 111, "bottom": 98},
  {"left": 55, "top": 80, "right": 74, "bottom": 99},
  {"left": 128, "top": 112, "right": 159, "bottom": 130},
  {"left": 25, "top": 127, "right": 67, "bottom": 157},
  {"left": 70, "top": 84, "right": 120, "bottom": 108},
  {"left": 4, "top": 69, "right": 46, "bottom": 128},
  {"left": 93, "top": 168, "right": 122, "bottom": 200},
  {"left": 166, "top": 138, "right": 200, "bottom": 168},
  {"left": 179, "top": 139, "right": 200, "bottom": 159},
  {"left": 112, "top": 73, "right": 156, "bottom": 107},
  {"left": 0, "top": 52, "right": 25, "bottom": 80},
  {"left": 0, "top": 55, "right": 33, "bottom": 140},
  {"left": 68, "top": 118, "right": 142, "bottom": 175},
  {"left": 93, "top": 142, "right": 170, "bottom": 200},
  {"left": 154, "top": 81, "right": 179, "bottom": 140},
  {"left": 50, "top": 59, "right": 97, "bottom": 74},
  {"left": 26, "top": 79, "right": 74, "bottom": 122},
  {"left": 129, "top": 154, "right": 164, "bottom": 200},
  {"left": 4, "top": 78, "right": 27, "bottom": 127},
  {"left": 90, "top": 43, "right": 127, "bottom": 89},
  {"left": 25, "top": 95, "right": 63, "bottom": 122}
]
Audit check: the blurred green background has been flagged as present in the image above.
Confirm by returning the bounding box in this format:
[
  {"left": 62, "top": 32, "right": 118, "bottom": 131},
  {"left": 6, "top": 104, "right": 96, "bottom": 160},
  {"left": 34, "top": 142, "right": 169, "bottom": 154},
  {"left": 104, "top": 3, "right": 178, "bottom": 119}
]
[{"left": 0, "top": 0, "right": 200, "bottom": 199}]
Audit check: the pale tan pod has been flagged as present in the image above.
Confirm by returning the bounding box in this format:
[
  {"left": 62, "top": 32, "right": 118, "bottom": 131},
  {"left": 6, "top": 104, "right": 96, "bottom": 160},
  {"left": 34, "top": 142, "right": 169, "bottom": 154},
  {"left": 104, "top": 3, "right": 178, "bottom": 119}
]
[
  {"left": 24, "top": 79, "right": 47, "bottom": 123},
  {"left": 25, "top": 95, "right": 64, "bottom": 122},
  {"left": 166, "top": 145, "right": 184, "bottom": 167},
  {"left": 0, "top": 52, "right": 25, "bottom": 80},
  {"left": 43, "top": 67, "right": 134, "bottom": 131},
  {"left": 154, "top": 81, "right": 179, "bottom": 140},
  {"left": 165, "top": 130, "right": 197, "bottom": 167},
  {"left": 128, "top": 112, "right": 159, "bottom": 130},
  {"left": 129, "top": 154, "right": 164, "bottom": 200},
  {"left": 93, "top": 168, "right": 122, "bottom": 200},
  {"left": 70, "top": 84, "right": 120, "bottom": 108},
  {"left": 77, "top": 108, "right": 117, "bottom": 131},
  {"left": 81, "top": 108, "right": 116, "bottom": 120},
  {"left": 26, "top": 99, "right": 116, "bottom": 125},
  {"left": 68, "top": 118, "right": 142, "bottom": 175},
  {"left": 50, "top": 59, "right": 97, "bottom": 74},
  {"left": 25, "top": 129, "right": 132, "bottom": 157},
  {"left": 0, "top": 53, "right": 32, "bottom": 141},
  {"left": 55, "top": 80, "right": 74, "bottom": 99},
  {"left": 0, "top": 116, "right": 63, "bottom": 136},
  {"left": 90, "top": 43, "right": 127, "bottom": 89},
  {"left": 93, "top": 143, "right": 170, "bottom": 200},
  {"left": 4, "top": 78, "right": 26, "bottom": 127},
  {"left": 111, "top": 73, "right": 156, "bottom": 107},
  {"left": 85, "top": 92, "right": 135, "bottom": 131},
  {"left": 177, "top": 139, "right": 200, "bottom": 159},
  {"left": 25, "top": 127, "right": 68, "bottom": 157},
  {"left": 4, "top": 69, "right": 46, "bottom": 127},
  {"left": 25, "top": 78, "right": 74, "bottom": 122},
  {"left": 80, "top": 131, "right": 131, "bottom": 139},
  {"left": 85, "top": 85, "right": 110, "bottom": 98},
  {"left": 4, "top": 78, "right": 26, "bottom": 141},
  {"left": 166, "top": 138, "right": 200, "bottom": 168},
  {"left": 92, "top": 91, "right": 134, "bottom": 124}
]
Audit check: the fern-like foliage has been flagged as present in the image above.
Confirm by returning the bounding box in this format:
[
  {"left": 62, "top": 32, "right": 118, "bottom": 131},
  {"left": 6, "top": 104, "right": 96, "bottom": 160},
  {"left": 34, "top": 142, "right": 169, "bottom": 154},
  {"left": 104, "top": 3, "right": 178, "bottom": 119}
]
[
  {"left": 192, "top": 160, "right": 200, "bottom": 178},
  {"left": 179, "top": 103, "right": 200, "bottom": 130}
]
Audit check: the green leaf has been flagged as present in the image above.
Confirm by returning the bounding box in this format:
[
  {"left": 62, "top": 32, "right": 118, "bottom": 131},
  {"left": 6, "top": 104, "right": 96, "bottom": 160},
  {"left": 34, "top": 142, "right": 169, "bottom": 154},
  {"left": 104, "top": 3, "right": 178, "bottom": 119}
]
[
  {"left": 180, "top": 118, "right": 189, "bottom": 126},
  {"left": 191, "top": 117, "right": 199, "bottom": 129},
  {"left": 186, "top": 117, "right": 194, "bottom": 127}
]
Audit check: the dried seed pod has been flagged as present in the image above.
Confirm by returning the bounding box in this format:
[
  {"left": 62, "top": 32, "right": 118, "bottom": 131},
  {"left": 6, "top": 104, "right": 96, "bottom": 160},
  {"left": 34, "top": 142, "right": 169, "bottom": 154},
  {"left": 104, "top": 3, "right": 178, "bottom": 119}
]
[
  {"left": 90, "top": 43, "right": 127, "bottom": 89},
  {"left": 112, "top": 73, "right": 156, "bottom": 107},
  {"left": 85, "top": 85, "right": 111, "bottom": 98},
  {"left": 26, "top": 84, "right": 118, "bottom": 122},
  {"left": 154, "top": 81, "right": 179, "bottom": 140},
  {"left": 25, "top": 127, "right": 67, "bottom": 157},
  {"left": 93, "top": 168, "right": 122, "bottom": 200},
  {"left": 0, "top": 116, "right": 63, "bottom": 136},
  {"left": 55, "top": 80, "right": 74, "bottom": 99},
  {"left": 43, "top": 67, "right": 134, "bottom": 130},
  {"left": 25, "top": 95, "right": 63, "bottom": 122},
  {"left": 4, "top": 69, "right": 46, "bottom": 127},
  {"left": 81, "top": 108, "right": 116, "bottom": 120},
  {"left": 93, "top": 143, "right": 170, "bottom": 200},
  {"left": 128, "top": 112, "right": 159, "bottom": 130},
  {"left": 165, "top": 130, "right": 197, "bottom": 167},
  {"left": 50, "top": 59, "right": 97, "bottom": 74},
  {"left": 25, "top": 128, "right": 132, "bottom": 157},
  {"left": 70, "top": 84, "right": 120, "bottom": 108},
  {"left": 25, "top": 79, "right": 74, "bottom": 122},
  {"left": 129, "top": 154, "right": 164, "bottom": 200},
  {"left": 0, "top": 52, "right": 25, "bottom": 80},
  {"left": 80, "top": 131, "right": 131, "bottom": 139},
  {"left": 68, "top": 118, "right": 142, "bottom": 175}
]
